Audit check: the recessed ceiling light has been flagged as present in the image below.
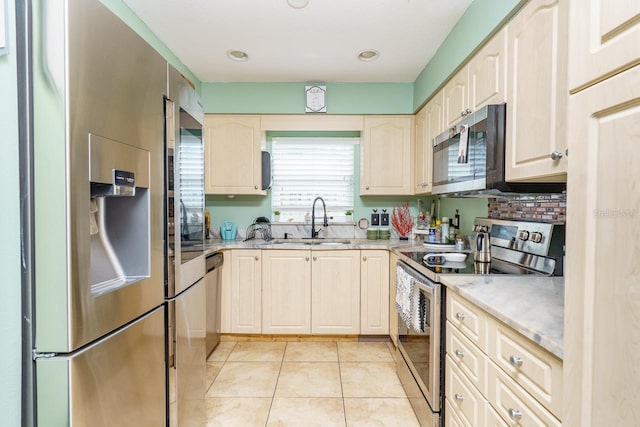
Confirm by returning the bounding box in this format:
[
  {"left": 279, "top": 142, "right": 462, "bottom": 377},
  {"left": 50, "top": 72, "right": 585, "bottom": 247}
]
[
  {"left": 287, "top": 0, "right": 309, "bottom": 9},
  {"left": 358, "top": 50, "right": 380, "bottom": 62},
  {"left": 227, "top": 50, "right": 249, "bottom": 62}
]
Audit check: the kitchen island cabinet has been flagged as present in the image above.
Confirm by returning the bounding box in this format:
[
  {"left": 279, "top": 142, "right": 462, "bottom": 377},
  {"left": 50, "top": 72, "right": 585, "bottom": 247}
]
[
  {"left": 262, "top": 249, "right": 311, "bottom": 334},
  {"left": 361, "top": 116, "right": 414, "bottom": 195},
  {"left": 203, "top": 115, "right": 265, "bottom": 195},
  {"left": 360, "top": 250, "right": 389, "bottom": 335},
  {"left": 505, "top": 0, "right": 568, "bottom": 182}
]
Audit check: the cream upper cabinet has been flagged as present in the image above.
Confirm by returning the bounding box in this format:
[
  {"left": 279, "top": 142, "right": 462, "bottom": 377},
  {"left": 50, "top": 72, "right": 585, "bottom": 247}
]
[
  {"left": 361, "top": 116, "right": 414, "bottom": 195},
  {"left": 203, "top": 115, "right": 265, "bottom": 195},
  {"left": 469, "top": 26, "right": 508, "bottom": 111},
  {"left": 443, "top": 66, "right": 471, "bottom": 129},
  {"left": 262, "top": 250, "right": 311, "bottom": 334},
  {"left": 565, "top": 65, "right": 640, "bottom": 427},
  {"left": 229, "top": 249, "right": 262, "bottom": 334},
  {"left": 505, "top": 0, "right": 569, "bottom": 182},
  {"left": 415, "top": 94, "right": 444, "bottom": 195},
  {"left": 311, "top": 250, "right": 361, "bottom": 334},
  {"left": 568, "top": 1, "right": 640, "bottom": 92},
  {"left": 360, "top": 250, "right": 389, "bottom": 335}
]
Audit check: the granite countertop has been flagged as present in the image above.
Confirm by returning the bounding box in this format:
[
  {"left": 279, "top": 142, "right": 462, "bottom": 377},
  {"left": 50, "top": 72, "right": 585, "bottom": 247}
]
[
  {"left": 201, "top": 238, "right": 413, "bottom": 253},
  {"left": 439, "top": 274, "right": 565, "bottom": 359}
]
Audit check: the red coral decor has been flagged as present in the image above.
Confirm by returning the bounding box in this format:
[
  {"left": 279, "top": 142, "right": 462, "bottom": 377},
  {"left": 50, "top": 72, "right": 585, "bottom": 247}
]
[{"left": 391, "top": 202, "right": 414, "bottom": 238}]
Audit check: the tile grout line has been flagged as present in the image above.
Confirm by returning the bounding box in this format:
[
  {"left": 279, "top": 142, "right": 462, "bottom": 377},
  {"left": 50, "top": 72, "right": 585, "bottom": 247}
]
[{"left": 264, "top": 341, "right": 287, "bottom": 427}]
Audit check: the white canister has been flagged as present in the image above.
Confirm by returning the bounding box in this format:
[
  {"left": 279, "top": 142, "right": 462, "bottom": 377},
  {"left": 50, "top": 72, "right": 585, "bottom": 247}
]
[{"left": 441, "top": 217, "right": 450, "bottom": 243}]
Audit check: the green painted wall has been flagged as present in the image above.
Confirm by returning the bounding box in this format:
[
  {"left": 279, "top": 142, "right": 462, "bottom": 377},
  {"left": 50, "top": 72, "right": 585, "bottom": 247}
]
[
  {"left": 0, "top": 1, "right": 23, "bottom": 424},
  {"left": 413, "top": 0, "right": 523, "bottom": 110},
  {"left": 201, "top": 82, "right": 414, "bottom": 114},
  {"left": 100, "top": 0, "right": 201, "bottom": 92}
]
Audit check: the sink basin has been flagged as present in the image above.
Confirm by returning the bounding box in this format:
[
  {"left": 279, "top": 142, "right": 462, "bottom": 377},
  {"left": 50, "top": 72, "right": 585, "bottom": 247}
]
[{"left": 270, "top": 238, "right": 352, "bottom": 246}]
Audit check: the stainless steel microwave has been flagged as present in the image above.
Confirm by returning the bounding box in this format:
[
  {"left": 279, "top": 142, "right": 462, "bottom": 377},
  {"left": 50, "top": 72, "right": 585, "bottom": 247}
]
[{"left": 431, "top": 103, "right": 565, "bottom": 196}]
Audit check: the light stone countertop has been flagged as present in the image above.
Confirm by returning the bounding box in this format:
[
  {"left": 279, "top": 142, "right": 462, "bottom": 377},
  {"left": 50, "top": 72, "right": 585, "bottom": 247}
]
[
  {"left": 201, "top": 238, "right": 413, "bottom": 253},
  {"left": 439, "top": 274, "right": 565, "bottom": 359}
]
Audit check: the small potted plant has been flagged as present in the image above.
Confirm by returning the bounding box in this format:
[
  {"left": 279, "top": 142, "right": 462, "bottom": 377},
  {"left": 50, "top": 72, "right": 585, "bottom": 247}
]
[
  {"left": 273, "top": 210, "right": 281, "bottom": 222},
  {"left": 345, "top": 210, "right": 353, "bottom": 221}
]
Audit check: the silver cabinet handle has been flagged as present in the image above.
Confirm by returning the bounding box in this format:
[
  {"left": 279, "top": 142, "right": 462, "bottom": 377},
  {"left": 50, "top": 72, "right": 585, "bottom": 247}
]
[
  {"left": 305, "top": 256, "right": 310, "bottom": 261},
  {"left": 550, "top": 151, "right": 564, "bottom": 160},
  {"left": 454, "top": 393, "right": 464, "bottom": 402},
  {"left": 454, "top": 349, "right": 464, "bottom": 358},
  {"left": 508, "top": 408, "right": 522, "bottom": 421},
  {"left": 363, "top": 256, "right": 367, "bottom": 261},
  {"left": 254, "top": 185, "right": 259, "bottom": 189},
  {"left": 254, "top": 256, "right": 259, "bottom": 261},
  {"left": 455, "top": 312, "right": 465, "bottom": 320},
  {"left": 313, "top": 256, "right": 317, "bottom": 261},
  {"left": 509, "top": 355, "right": 523, "bottom": 367},
  {"left": 365, "top": 185, "right": 370, "bottom": 190},
  {"left": 465, "top": 108, "right": 472, "bottom": 115},
  {"left": 461, "top": 110, "right": 467, "bottom": 117}
]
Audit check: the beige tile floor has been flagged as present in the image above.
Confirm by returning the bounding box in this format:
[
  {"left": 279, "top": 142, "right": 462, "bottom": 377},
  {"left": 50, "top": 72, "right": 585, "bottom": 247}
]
[{"left": 205, "top": 341, "right": 421, "bottom": 427}]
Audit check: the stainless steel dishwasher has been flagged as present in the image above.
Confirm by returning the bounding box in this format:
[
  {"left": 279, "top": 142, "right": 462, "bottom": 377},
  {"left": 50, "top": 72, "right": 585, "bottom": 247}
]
[{"left": 205, "top": 252, "right": 224, "bottom": 357}]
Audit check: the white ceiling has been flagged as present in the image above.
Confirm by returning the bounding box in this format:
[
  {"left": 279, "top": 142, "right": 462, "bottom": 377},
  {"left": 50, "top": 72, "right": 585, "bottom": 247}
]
[{"left": 122, "top": 0, "right": 473, "bottom": 83}]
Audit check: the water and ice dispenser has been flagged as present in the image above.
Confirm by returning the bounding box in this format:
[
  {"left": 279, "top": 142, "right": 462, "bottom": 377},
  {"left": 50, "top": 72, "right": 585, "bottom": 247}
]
[{"left": 89, "top": 134, "right": 151, "bottom": 296}]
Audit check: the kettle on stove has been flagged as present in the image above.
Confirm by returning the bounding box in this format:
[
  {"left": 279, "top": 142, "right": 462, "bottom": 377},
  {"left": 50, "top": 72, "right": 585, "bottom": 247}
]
[{"left": 474, "top": 231, "right": 491, "bottom": 263}]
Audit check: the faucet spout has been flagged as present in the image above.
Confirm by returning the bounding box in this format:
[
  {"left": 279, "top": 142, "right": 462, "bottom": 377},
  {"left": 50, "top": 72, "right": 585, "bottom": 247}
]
[{"left": 311, "top": 196, "right": 328, "bottom": 238}]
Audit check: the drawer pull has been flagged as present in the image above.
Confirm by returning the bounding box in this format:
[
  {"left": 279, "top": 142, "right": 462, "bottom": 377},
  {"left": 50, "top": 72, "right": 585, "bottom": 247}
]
[
  {"left": 254, "top": 256, "right": 259, "bottom": 261},
  {"left": 508, "top": 408, "right": 522, "bottom": 421},
  {"left": 509, "top": 355, "right": 524, "bottom": 368},
  {"left": 454, "top": 349, "right": 464, "bottom": 358},
  {"left": 454, "top": 393, "right": 465, "bottom": 402},
  {"left": 455, "top": 312, "right": 465, "bottom": 320},
  {"left": 305, "top": 256, "right": 310, "bottom": 261}
]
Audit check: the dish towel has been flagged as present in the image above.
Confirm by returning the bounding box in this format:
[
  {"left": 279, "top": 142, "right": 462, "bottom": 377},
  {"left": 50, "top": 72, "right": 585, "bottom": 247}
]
[{"left": 395, "top": 266, "right": 413, "bottom": 328}]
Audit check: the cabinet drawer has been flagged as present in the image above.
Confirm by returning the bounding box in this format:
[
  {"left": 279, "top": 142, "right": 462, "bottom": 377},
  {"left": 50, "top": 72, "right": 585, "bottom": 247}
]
[
  {"left": 488, "top": 361, "right": 561, "bottom": 427},
  {"left": 485, "top": 402, "right": 509, "bottom": 427},
  {"left": 446, "top": 355, "right": 486, "bottom": 427},
  {"left": 447, "top": 292, "right": 488, "bottom": 351},
  {"left": 447, "top": 320, "right": 488, "bottom": 395},
  {"left": 445, "top": 398, "right": 468, "bottom": 427},
  {"left": 488, "top": 318, "right": 562, "bottom": 418}
]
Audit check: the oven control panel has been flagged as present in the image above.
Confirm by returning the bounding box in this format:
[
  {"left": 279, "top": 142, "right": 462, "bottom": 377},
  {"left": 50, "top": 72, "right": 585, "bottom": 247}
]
[{"left": 473, "top": 218, "right": 563, "bottom": 257}]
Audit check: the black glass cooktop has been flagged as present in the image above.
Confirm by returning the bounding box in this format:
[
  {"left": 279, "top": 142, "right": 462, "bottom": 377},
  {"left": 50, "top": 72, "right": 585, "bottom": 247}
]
[{"left": 399, "top": 251, "right": 539, "bottom": 275}]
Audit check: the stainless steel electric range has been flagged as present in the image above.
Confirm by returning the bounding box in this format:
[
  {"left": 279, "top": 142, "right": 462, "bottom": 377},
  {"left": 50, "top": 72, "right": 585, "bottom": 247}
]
[{"left": 394, "top": 217, "right": 565, "bottom": 427}]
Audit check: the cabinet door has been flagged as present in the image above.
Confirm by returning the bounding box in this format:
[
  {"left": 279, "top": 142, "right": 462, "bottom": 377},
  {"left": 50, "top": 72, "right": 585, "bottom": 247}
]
[
  {"left": 262, "top": 250, "right": 311, "bottom": 334},
  {"left": 388, "top": 252, "right": 400, "bottom": 346},
  {"left": 360, "top": 250, "right": 389, "bottom": 335},
  {"left": 311, "top": 250, "right": 361, "bottom": 334},
  {"left": 505, "top": 0, "right": 568, "bottom": 182},
  {"left": 443, "top": 65, "right": 470, "bottom": 128},
  {"left": 203, "top": 115, "right": 264, "bottom": 195},
  {"left": 565, "top": 65, "right": 640, "bottom": 427},
  {"left": 469, "top": 27, "right": 507, "bottom": 111},
  {"left": 230, "top": 250, "right": 262, "bottom": 333},
  {"left": 569, "top": 1, "right": 640, "bottom": 92},
  {"left": 415, "top": 94, "right": 443, "bottom": 195},
  {"left": 446, "top": 355, "right": 487, "bottom": 427},
  {"left": 361, "top": 116, "right": 414, "bottom": 195}
]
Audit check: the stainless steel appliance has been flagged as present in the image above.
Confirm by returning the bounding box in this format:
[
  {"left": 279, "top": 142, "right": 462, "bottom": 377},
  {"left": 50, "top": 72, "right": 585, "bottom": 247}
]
[
  {"left": 165, "top": 65, "right": 207, "bottom": 427},
  {"left": 474, "top": 230, "right": 491, "bottom": 263},
  {"left": 205, "top": 252, "right": 224, "bottom": 356},
  {"left": 431, "top": 104, "right": 565, "bottom": 196},
  {"left": 396, "top": 261, "right": 444, "bottom": 427},
  {"left": 396, "top": 217, "right": 565, "bottom": 425},
  {"left": 30, "top": 0, "right": 167, "bottom": 425}
]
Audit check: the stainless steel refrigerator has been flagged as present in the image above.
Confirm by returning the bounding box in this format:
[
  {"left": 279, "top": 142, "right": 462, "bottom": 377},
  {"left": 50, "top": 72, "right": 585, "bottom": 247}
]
[
  {"left": 29, "top": 0, "right": 168, "bottom": 424},
  {"left": 165, "top": 65, "right": 207, "bottom": 427}
]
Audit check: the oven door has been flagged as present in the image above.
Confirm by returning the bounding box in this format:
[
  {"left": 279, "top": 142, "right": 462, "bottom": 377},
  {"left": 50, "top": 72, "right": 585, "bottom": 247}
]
[{"left": 396, "top": 262, "right": 442, "bottom": 414}]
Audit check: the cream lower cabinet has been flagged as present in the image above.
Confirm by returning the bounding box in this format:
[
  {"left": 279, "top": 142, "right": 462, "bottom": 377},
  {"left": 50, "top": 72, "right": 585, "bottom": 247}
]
[
  {"left": 446, "top": 291, "right": 562, "bottom": 426},
  {"left": 505, "top": 0, "right": 568, "bottom": 182},
  {"left": 203, "top": 115, "right": 265, "bottom": 195},
  {"left": 228, "top": 249, "right": 262, "bottom": 334},
  {"left": 361, "top": 116, "right": 414, "bottom": 195},
  {"left": 311, "top": 250, "right": 361, "bottom": 334},
  {"left": 360, "top": 250, "right": 389, "bottom": 335},
  {"left": 262, "top": 250, "right": 311, "bottom": 334},
  {"left": 565, "top": 65, "right": 640, "bottom": 427}
]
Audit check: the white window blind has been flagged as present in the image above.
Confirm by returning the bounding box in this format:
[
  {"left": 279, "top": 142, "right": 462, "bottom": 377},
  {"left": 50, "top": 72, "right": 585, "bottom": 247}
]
[{"left": 271, "top": 138, "right": 357, "bottom": 222}]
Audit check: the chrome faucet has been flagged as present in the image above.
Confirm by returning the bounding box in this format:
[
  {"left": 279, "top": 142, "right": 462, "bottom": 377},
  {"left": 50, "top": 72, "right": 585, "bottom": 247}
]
[{"left": 311, "top": 196, "right": 328, "bottom": 238}]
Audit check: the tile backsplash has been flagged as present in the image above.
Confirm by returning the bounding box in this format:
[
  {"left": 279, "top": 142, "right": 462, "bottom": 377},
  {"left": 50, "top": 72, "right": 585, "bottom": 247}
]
[{"left": 488, "top": 193, "right": 566, "bottom": 223}]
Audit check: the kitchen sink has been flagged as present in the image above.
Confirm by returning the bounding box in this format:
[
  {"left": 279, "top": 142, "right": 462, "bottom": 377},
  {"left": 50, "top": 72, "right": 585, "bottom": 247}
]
[{"left": 270, "top": 238, "right": 352, "bottom": 246}]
